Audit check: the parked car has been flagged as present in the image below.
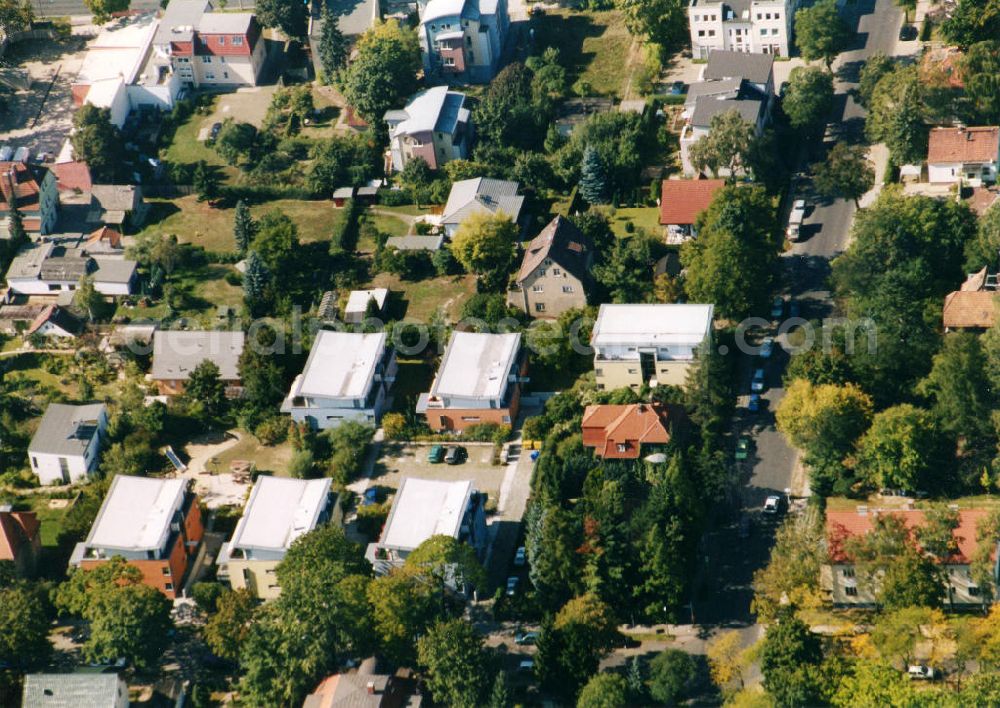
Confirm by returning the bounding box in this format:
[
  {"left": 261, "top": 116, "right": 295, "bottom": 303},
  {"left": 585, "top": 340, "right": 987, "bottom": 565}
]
[
  {"left": 748, "top": 393, "right": 762, "bottom": 412},
  {"left": 445, "top": 446, "right": 467, "bottom": 465},
  {"left": 209, "top": 122, "right": 222, "bottom": 140},
  {"left": 759, "top": 337, "right": 775, "bottom": 359},
  {"left": 770, "top": 296, "right": 785, "bottom": 319},
  {"left": 735, "top": 436, "right": 752, "bottom": 461},
  {"left": 362, "top": 488, "right": 379, "bottom": 507},
  {"left": 506, "top": 576, "right": 519, "bottom": 596},
  {"left": 428, "top": 445, "right": 445, "bottom": 463},
  {"left": 514, "top": 546, "right": 527, "bottom": 567},
  {"left": 908, "top": 665, "right": 936, "bottom": 680},
  {"left": 518, "top": 659, "right": 535, "bottom": 673},
  {"left": 899, "top": 24, "right": 918, "bottom": 41},
  {"left": 787, "top": 200, "right": 806, "bottom": 241},
  {"left": 670, "top": 81, "right": 686, "bottom": 95},
  {"left": 763, "top": 495, "right": 782, "bottom": 514},
  {"left": 751, "top": 368, "right": 766, "bottom": 393},
  {"left": 515, "top": 631, "right": 539, "bottom": 645}
]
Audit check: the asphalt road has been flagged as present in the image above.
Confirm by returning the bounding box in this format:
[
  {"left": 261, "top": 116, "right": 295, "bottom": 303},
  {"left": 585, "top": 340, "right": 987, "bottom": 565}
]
[
  {"left": 696, "top": 0, "right": 905, "bottom": 627},
  {"left": 31, "top": 0, "right": 254, "bottom": 18}
]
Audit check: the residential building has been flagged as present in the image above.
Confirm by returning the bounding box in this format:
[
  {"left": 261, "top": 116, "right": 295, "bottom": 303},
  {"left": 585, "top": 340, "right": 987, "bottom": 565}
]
[
  {"left": 418, "top": 0, "right": 509, "bottom": 84},
  {"left": 688, "top": 0, "right": 796, "bottom": 58},
  {"left": 826, "top": 508, "right": 998, "bottom": 608},
  {"left": 308, "top": 0, "right": 379, "bottom": 80},
  {"left": 151, "top": 0, "right": 267, "bottom": 90},
  {"left": 659, "top": 178, "right": 726, "bottom": 243},
  {"left": 0, "top": 159, "right": 58, "bottom": 236},
  {"left": 218, "top": 476, "right": 338, "bottom": 599},
  {"left": 90, "top": 184, "right": 148, "bottom": 229},
  {"left": 344, "top": 288, "right": 389, "bottom": 323},
  {"left": 943, "top": 267, "right": 998, "bottom": 331},
  {"left": 927, "top": 126, "right": 1000, "bottom": 185},
  {"left": 416, "top": 331, "right": 525, "bottom": 432},
  {"left": 440, "top": 177, "right": 524, "bottom": 237},
  {"left": 385, "top": 87, "right": 471, "bottom": 172},
  {"left": 85, "top": 225, "right": 124, "bottom": 254},
  {"left": 26, "top": 305, "right": 85, "bottom": 339},
  {"left": 304, "top": 658, "right": 419, "bottom": 708},
  {"left": 281, "top": 330, "right": 397, "bottom": 430},
  {"left": 0, "top": 506, "right": 41, "bottom": 577},
  {"left": 70, "top": 475, "right": 204, "bottom": 599},
  {"left": 51, "top": 160, "right": 93, "bottom": 197},
  {"left": 5, "top": 243, "right": 139, "bottom": 296},
  {"left": 591, "top": 304, "right": 715, "bottom": 389},
  {"left": 679, "top": 51, "right": 773, "bottom": 176},
  {"left": 151, "top": 330, "right": 245, "bottom": 397},
  {"left": 507, "top": 215, "right": 592, "bottom": 318},
  {"left": 28, "top": 403, "right": 107, "bottom": 485},
  {"left": 22, "top": 674, "right": 129, "bottom": 708},
  {"left": 581, "top": 403, "right": 683, "bottom": 459},
  {"left": 365, "top": 477, "right": 487, "bottom": 575}
]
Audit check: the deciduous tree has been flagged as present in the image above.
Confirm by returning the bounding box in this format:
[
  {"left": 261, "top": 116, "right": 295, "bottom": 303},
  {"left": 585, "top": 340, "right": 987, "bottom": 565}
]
[
  {"left": 204, "top": 589, "right": 255, "bottom": 661},
  {"left": 812, "top": 142, "right": 875, "bottom": 206},
  {"left": 865, "top": 65, "right": 927, "bottom": 166},
  {"left": 783, "top": 66, "right": 834, "bottom": 132},
  {"left": 71, "top": 105, "right": 122, "bottom": 182},
  {"left": 340, "top": 20, "right": 420, "bottom": 124},
  {"left": 648, "top": 649, "right": 696, "bottom": 705},
  {"left": 760, "top": 613, "right": 823, "bottom": 706},
  {"left": 449, "top": 212, "right": 517, "bottom": 290},
  {"left": 185, "top": 359, "right": 227, "bottom": 421},
  {"left": 416, "top": 619, "right": 490, "bottom": 708},
  {"left": 940, "top": 0, "right": 1000, "bottom": 48},
  {"left": 794, "top": 0, "right": 852, "bottom": 69},
  {"left": 255, "top": 0, "right": 308, "bottom": 40},
  {"left": 83, "top": 0, "right": 128, "bottom": 24},
  {"left": 576, "top": 673, "right": 629, "bottom": 708},
  {"left": 855, "top": 404, "right": 946, "bottom": 492},
  {"left": 688, "top": 109, "right": 755, "bottom": 178}
]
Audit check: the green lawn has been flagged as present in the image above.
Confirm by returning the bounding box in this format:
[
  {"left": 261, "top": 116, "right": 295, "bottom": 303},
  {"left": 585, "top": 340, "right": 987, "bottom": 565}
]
[
  {"left": 115, "top": 263, "right": 243, "bottom": 325},
  {"left": 162, "top": 98, "right": 240, "bottom": 182},
  {"left": 26, "top": 495, "right": 74, "bottom": 547},
  {"left": 3, "top": 352, "right": 82, "bottom": 400},
  {"left": 213, "top": 431, "right": 294, "bottom": 476},
  {"left": 389, "top": 359, "right": 436, "bottom": 412},
  {"left": 137, "top": 196, "right": 340, "bottom": 252},
  {"left": 531, "top": 9, "right": 636, "bottom": 97},
  {"left": 603, "top": 206, "right": 663, "bottom": 238},
  {"left": 370, "top": 214, "right": 411, "bottom": 238},
  {"left": 368, "top": 273, "right": 477, "bottom": 322}
]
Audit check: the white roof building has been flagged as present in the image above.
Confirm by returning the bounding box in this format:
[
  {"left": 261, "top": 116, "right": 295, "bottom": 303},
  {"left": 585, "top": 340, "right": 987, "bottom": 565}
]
[
  {"left": 431, "top": 331, "right": 521, "bottom": 401},
  {"left": 344, "top": 288, "right": 389, "bottom": 323},
  {"left": 592, "top": 304, "right": 715, "bottom": 349}
]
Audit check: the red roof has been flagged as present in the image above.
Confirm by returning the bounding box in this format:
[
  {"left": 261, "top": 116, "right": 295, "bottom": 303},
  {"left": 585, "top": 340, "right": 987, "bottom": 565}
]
[
  {"left": 87, "top": 225, "right": 122, "bottom": 249},
  {"left": 826, "top": 509, "right": 990, "bottom": 564},
  {"left": 0, "top": 510, "right": 40, "bottom": 563},
  {"left": 927, "top": 127, "right": 1000, "bottom": 164},
  {"left": 659, "top": 179, "right": 726, "bottom": 226},
  {"left": 581, "top": 403, "right": 679, "bottom": 459},
  {"left": 52, "top": 161, "right": 92, "bottom": 193},
  {"left": 0, "top": 161, "right": 43, "bottom": 213}
]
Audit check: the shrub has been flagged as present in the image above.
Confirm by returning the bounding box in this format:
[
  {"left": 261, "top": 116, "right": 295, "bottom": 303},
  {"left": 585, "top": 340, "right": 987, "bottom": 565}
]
[
  {"left": 378, "top": 188, "right": 413, "bottom": 206},
  {"left": 463, "top": 423, "right": 511, "bottom": 443},
  {"left": 356, "top": 503, "right": 389, "bottom": 539},
  {"left": 255, "top": 416, "right": 289, "bottom": 446},
  {"left": 382, "top": 413, "right": 407, "bottom": 439},
  {"left": 289, "top": 449, "right": 316, "bottom": 478},
  {"left": 192, "top": 582, "right": 225, "bottom": 613}
]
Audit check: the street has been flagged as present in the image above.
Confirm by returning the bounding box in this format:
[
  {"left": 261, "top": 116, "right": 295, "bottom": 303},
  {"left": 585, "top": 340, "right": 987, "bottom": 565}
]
[{"left": 696, "top": 0, "right": 906, "bottom": 627}]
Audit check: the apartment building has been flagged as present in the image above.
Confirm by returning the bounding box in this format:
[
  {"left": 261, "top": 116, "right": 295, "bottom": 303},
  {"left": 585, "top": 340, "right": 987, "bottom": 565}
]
[
  {"left": 591, "top": 304, "right": 715, "bottom": 390},
  {"left": 419, "top": 0, "right": 509, "bottom": 84},
  {"left": 688, "top": 0, "right": 796, "bottom": 58},
  {"left": 385, "top": 87, "right": 471, "bottom": 172}
]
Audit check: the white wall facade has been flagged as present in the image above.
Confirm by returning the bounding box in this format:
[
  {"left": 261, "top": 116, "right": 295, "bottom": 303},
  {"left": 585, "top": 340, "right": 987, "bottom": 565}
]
[
  {"left": 928, "top": 160, "right": 1000, "bottom": 184},
  {"left": 688, "top": 0, "right": 793, "bottom": 58},
  {"left": 30, "top": 435, "right": 103, "bottom": 485}
]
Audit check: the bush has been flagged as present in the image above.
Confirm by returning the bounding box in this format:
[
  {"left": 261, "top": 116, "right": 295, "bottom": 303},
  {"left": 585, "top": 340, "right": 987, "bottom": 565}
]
[
  {"left": 289, "top": 449, "right": 316, "bottom": 478},
  {"left": 463, "top": 423, "right": 511, "bottom": 443},
  {"left": 378, "top": 188, "right": 413, "bottom": 206},
  {"left": 192, "top": 582, "right": 225, "bottom": 613},
  {"left": 382, "top": 412, "right": 407, "bottom": 439},
  {"left": 255, "top": 416, "right": 289, "bottom": 446},
  {"left": 355, "top": 503, "right": 389, "bottom": 539},
  {"left": 224, "top": 270, "right": 242, "bottom": 286}
]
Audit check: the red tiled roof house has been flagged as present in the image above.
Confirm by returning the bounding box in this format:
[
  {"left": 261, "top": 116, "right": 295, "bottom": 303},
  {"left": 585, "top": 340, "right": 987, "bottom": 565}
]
[
  {"left": 659, "top": 179, "right": 725, "bottom": 244},
  {"left": 825, "top": 508, "right": 998, "bottom": 608},
  {"left": 927, "top": 126, "right": 999, "bottom": 185},
  {"left": 0, "top": 161, "right": 58, "bottom": 236},
  {"left": 0, "top": 507, "right": 41, "bottom": 577},
  {"left": 581, "top": 403, "right": 682, "bottom": 459}
]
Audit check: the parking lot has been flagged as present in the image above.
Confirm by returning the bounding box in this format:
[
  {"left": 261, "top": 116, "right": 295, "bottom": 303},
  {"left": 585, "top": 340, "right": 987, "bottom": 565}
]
[{"left": 369, "top": 441, "right": 506, "bottom": 503}]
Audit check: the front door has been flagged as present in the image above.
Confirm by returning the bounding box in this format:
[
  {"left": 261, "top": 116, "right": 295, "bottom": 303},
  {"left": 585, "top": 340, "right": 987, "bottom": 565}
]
[{"left": 58, "top": 457, "right": 70, "bottom": 484}]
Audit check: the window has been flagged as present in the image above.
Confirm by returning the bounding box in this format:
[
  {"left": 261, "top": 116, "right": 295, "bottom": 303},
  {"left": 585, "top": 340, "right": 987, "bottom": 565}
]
[
  {"left": 774, "top": 12, "right": 780, "bottom": 18},
  {"left": 532, "top": 285, "right": 543, "bottom": 292},
  {"left": 628, "top": 368, "right": 638, "bottom": 374},
  {"left": 595, "top": 368, "right": 603, "bottom": 375},
  {"left": 31, "top": 457, "right": 37, "bottom": 468},
  {"left": 162, "top": 567, "right": 171, "bottom": 576},
  {"left": 223, "top": 71, "right": 229, "bottom": 79},
  {"left": 444, "top": 56, "right": 455, "bottom": 66},
  {"left": 461, "top": 416, "right": 481, "bottom": 422},
  {"left": 220, "top": 56, "right": 225, "bottom": 63},
  {"left": 468, "top": 51, "right": 474, "bottom": 62},
  {"left": 772, "top": 28, "right": 779, "bottom": 35},
  {"left": 708, "top": 30, "right": 716, "bottom": 36},
  {"left": 466, "top": 36, "right": 472, "bottom": 46},
  {"left": 845, "top": 586, "right": 858, "bottom": 597},
  {"left": 698, "top": 30, "right": 706, "bottom": 37},
  {"left": 233, "top": 36, "right": 243, "bottom": 45},
  {"left": 502, "top": 415, "right": 511, "bottom": 423},
  {"left": 164, "top": 582, "right": 173, "bottom": 591},
  {"left": 760, "top": 28, "right": 767, "bottom": 35},
  {"left": 552, "top": 268, "right": 561, "bottom": 275},
  {"left": 562, "top": 285, "right": 574, "bottom": 293},
  {"left": 205, "top": 72, "right": 215, "bottom": 79},
  {"left": 970, "top": 586, "right": 982, "bottom": 597},
  {"left": 842, "top": 568, "right": 855, "bottom": 578},
  {"left": 597, "top": 383, "right": 605, "bottom": 390},
  {"left": 537, "top": 268, "right": 546, "bottom": 276},
  {"left": 218, "top": 36, "right": 225, "bottom": 45},
  {"left": 202, "top": 55, "right": 211, "bottom": 63},
  {"left": 535, "top": 303, "right": 546, "bottom": 312},
  {"left": 617, "top": 443, "right": 628, "bottom": 452}
]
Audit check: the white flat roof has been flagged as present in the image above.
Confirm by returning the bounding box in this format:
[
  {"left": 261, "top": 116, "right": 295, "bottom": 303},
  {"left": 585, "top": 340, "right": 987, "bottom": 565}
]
[
  {"left": 197, "top": 12, "right": 253, "bottom": 34},
  {"left": 77, "top": 14, "right": 159, "bottom": 85},
  {"left": 86, "top": 475, "right": 187, "bottom": 551},
  {"left": 592, "top": 304, "right": 715, "bottom": 347},
  {"left": 431, "top": 331, "right": 520, "bottom": 400},
  {"left": 229, "top": 476, "right": 332, "bottom": 552},
  {"left": 293, "top": 330, "right": 386, "bottom": 399},
  {"left": 379, "top": 478, "right": 473, "bottom": 551},
  {"left": 345, "top": 288, "right": 389, "bottom": 315}
]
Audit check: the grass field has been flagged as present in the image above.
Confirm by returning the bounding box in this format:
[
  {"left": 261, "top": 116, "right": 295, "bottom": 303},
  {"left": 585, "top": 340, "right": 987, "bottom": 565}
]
[
  {"left": 115, "top": 263, "right": 243, "bottom": 325},
  {"left": 26, "top": 495, "right": 74, "bottom": 547},
  {"left": 603, "top": 206, "right": 663, "bottom": 237},
  {"left": 162, "top": 99, "right": 240, "bottom": 183},
  {"left": 368, "top": 273, "right": 476, "bottom": 322},
  {"left": 214, "top": 431, "right": 294, "bottom": 476},
  {"left": 531, "top": 9, "right": 636, "bottom": 97}
]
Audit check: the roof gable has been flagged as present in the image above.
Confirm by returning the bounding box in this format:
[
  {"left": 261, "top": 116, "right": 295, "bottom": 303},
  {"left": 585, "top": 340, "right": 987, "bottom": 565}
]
[
  {"left": 927, "top": 126, "right": 1000, "bottom": 164},
  {"left": 659, "top": 179, "right": 726, "bottom": 225},
  {"left": 515, "top": 215, "right": 591, "bottom": 284}
]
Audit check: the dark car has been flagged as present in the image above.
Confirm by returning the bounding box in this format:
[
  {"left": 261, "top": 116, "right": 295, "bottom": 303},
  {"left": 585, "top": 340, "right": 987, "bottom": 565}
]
[
  {"left": 670, "top": 81, "right": 686, "bottom": 95},
  {"left": 789, "top": 300, "right": 801, "bottom": 318},
  {"left": 899, "top": 24, "right": 918, "bottom": 41},
  {"left": 445, "top": 446, "right": 467, "bottom": 465},
  {"left": 748, "top": 393, "right": 762, "bottom": 412},
  {"left": 209, "top": 122, "right": 222, "bottom": 140},
  {"left": 428, "top": 445, "right": 445, "bottom": 464},
  {"left": 362, "top": 488, "right": 379, "bottom": 507}
]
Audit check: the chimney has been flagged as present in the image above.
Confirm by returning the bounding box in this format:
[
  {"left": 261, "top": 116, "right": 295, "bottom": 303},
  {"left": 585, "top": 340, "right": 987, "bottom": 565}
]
[{"left": 366, "top": 681, "right": 375, "bottom": 695}]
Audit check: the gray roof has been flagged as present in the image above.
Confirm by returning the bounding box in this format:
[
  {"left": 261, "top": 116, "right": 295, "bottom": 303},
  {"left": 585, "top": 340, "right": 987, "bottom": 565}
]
[
  {"left": 385, "top": 234, "right": 444, "bottom": 250},
  {"left": 154, "top": 0, "right": 209, "bottom": 44},
  {"left": 317, "top": 0, "right": 379, "bottom": 37},
  {"left": 197, "top": 12, "right": 253, "bottom": 34},
  {"left": 332, "top": 187, "right": 355, "bottom": 199},
  {"left": 442, "top": 177, "right": 523, "bottom": 225},
  {"left": 22, "top": 673, "right": 125, "bottom": 708},
  {"left": 39, "top": 257, "right": 92, "bottom": 282},
  {"left": 91, "top": 184, "right": 140, "bottom": 212},
  {"left": 28, "top": 403, "right": 106, "bottom": 458},
  {"left": 691, "top": 96, "right": 764, "bottom": 128},
  {"left": 151, "top": 330, "right": 245, "bottom": 382},
  {"left": 92, "top": 257, "right": 138, "bottom": 284},
  {"left": 385, "top": 87, "right": 468, "bottom": 136},
  {"left": 5, "top": 242, "right": 52, "bottom": 280},
  {"left": 703, "top": 49, "right": 774, "bottom": 85},
  {"left": 684, "top": 76, "right": 742, "bottom": 106}
]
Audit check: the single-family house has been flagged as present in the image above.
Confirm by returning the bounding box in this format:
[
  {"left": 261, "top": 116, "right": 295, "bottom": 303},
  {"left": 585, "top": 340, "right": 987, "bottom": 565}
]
[
  {"left": 5, "top": 242, "right": 139, "bottom": 296},
  {"left": 365, "top": 477, "right": 487, "bottom": 576},
  {"left": 688, "top": 0, "right": 797, "bottom": 58},
  {"left": 344, "top": 288, "right": 389, "bottom": 323},
  {"left": 507, "top": 215, "right": 592, "bottom": 317},
  {"left": 0, "top": 160, "right": 58, "bottom": 236},
  {"left": 943, "top": 267, "right": 998, "bottom": 331},
  {"left": 51, "top": 160, "right": 93, "bottom": 197},
  {"left": 304, "top": 657, "right": 419, "bottom": 708},
  {"left": 90, "top": 184, "right": 147, "bottom": 229},
  {"left": 440, "top": 177, "right": 524, "bottom": 237},
  {"left": 0, "top": 506, "right": 41, "bottom": 577},
  {"left": 416, "top": 331, "right": 525, "bottom": 432},
  {"left": 0, "top": 303, "right": 46, "bottom": 334},
  {"left": 385, "top": 87, "right": 471, "bottom": 172},
  {"left": 309, "top": 0, "right": 379, "bottom": 80},
  {"left": 419, "top": 0, "right": 509, "bottom": 84},
  {"left": 70, "top": 475, "right": 204, "bottom": 599},
  {"left": 826, "top": 508, "right": 998, "bottom": 608},
  {"left": 591, "top": 303, "right": 715, "bottom": 390},
  {"left": 659, "top": 178, "right": 726, "bottom": 243},
  {"left": 581, "top": 403, "right": 683, "bottom": 459},
  {"left": 151, "top": 330, "right": 245, "bottom": 397},
  {"left": 26, "top": 305, "right": 85, "bottom": 339},
  {"left": 927, "top": 126, "right": 999, "bottom": 185},
  {"left": 21, "top": 674, "right": 129, "bottom": 708},
  {"left": 281, "top": 330, "right": 397, "bottom": 430},
  {"left": 218, "top": 476, "right": 339, "bottom": 599},
  {"left": 28, "top": 403, "right": 107, "bottom": 485}
]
